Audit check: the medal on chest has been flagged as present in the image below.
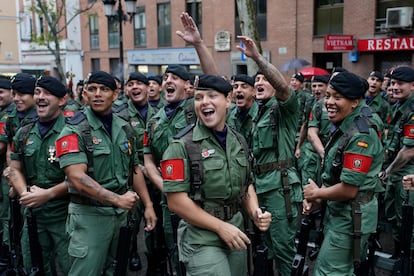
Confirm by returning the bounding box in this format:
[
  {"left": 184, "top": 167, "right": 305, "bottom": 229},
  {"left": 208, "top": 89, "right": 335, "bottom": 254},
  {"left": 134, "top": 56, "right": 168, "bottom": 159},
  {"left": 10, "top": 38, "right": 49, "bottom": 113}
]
[{"left": 48, "top": 145, "right": 56, "bottom": 163}]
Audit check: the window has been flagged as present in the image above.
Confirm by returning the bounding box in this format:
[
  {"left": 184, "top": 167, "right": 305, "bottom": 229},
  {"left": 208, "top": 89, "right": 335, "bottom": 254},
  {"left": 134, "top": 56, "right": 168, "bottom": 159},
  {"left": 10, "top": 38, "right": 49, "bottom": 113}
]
[
  {"left": 108, "top": 16, "right": 119, "bottom": 49},
  {"left": 376, "top": 0, "right": 414, "bottom": 32},
  {"left": 134, "top": 7, "right": 146, "bottom": 47},
  {"left": 89, "top": 15, "right": 99, "bottom": 49},
  {"left": 110, "top": 58, "right": 121, "bottom": 77},
  {"left": 187, "top": 1, "right": 202, "bottom": 36},
  {"left": 91, "top": 58, "right": 100, "bottom": 71},
  {"left": 235, "top": 0, "right": 267, "bottom": 40},
  {"left": 157, "top": 3, "right": 171, "bottom": 46},
  {"left": 314, "top": 0, "right": 344, "bottom": 36}
]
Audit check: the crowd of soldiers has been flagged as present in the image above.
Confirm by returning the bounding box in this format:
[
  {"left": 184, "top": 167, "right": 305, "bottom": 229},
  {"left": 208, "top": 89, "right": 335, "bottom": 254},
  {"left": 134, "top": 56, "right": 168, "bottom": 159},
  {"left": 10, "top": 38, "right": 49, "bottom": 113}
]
[{"left": 0, "top": 11, "right": 412, "bottom": 276}]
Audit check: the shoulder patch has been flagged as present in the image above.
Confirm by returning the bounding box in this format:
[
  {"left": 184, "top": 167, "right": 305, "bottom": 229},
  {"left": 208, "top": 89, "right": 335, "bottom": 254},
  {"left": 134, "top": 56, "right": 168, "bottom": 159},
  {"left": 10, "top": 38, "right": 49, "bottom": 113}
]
[
  {"left": 0, "top": 122, "right": 5, "bottom": 135},
  {"left": 343, "top": 152, "right": 373, "bottom": 174},
  {"left": 63, "top": 110, "right": 76, "bottom": 118},
  {"left": 404, "top": 124, "right": 414, "bottom": 139},
  {"left": 160, "top": 159, "right": 185, "bottom": 181},
  {"left": 55, "top": 134, "right": 80, "bottom": 157}
]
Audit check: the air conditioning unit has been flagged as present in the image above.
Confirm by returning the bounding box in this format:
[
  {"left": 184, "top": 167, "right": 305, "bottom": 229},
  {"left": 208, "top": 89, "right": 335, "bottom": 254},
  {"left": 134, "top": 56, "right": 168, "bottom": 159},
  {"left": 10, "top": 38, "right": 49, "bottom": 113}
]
[{"left": 386, "top": 7, "right": 413, "bottom": 29}]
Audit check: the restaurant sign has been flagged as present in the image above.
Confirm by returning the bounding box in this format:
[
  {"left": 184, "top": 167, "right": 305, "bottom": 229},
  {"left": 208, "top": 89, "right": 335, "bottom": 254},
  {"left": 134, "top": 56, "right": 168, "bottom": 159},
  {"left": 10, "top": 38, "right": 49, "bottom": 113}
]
[
  {"left": 324, "top": 35, "right": 354, "bottom": 51},
  {"left": 358, "top": 36, "right": 414, "bottom": 52}
]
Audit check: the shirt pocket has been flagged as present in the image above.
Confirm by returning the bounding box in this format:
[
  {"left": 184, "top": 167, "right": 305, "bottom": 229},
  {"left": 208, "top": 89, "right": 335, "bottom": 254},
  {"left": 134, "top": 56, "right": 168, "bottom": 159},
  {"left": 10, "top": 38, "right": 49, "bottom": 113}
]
[
  {"left": 118, "top": 141, "right": 132, "bottom": 177},
  {"left": 23, "top": 147, "right": 36, "bottom": 180},
  {"left": 202, "top": 158, "right": 226, "bottom": 199},
  {"left": 93, "top": 146, "right": 112, "bottom": 183},
  {"left": 256, "top": 124, "right": 274, "bottom": 149}
]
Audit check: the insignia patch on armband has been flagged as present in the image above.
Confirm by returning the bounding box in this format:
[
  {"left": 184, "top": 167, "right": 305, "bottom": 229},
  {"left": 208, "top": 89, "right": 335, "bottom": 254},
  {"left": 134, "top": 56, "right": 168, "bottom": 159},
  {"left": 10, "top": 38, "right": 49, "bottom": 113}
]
[
  {"left": 404, "top": 125, "right": 414, "bottom": 139},
  {"left": 160, "top": 159, "right": 185, "bottom": 181},
  {"left": 343, "top": 152, "right": 373, "bottom": 174},
  {"left": 55, "top": 134, "right": 80, "bottom": 157},
  {"left": 63, "top": 110, "right": 75, "bottom": 118}
]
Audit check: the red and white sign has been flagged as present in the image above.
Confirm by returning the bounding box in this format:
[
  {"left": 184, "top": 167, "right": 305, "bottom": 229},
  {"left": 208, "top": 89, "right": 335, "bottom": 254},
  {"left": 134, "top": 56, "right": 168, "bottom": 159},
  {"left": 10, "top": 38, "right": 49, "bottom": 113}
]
[
  {"left": 324, "top": 35, "right": 354, "bottom": 51},
  {"left": 358, "top": 36, "right": 414, "bottom": 52}
]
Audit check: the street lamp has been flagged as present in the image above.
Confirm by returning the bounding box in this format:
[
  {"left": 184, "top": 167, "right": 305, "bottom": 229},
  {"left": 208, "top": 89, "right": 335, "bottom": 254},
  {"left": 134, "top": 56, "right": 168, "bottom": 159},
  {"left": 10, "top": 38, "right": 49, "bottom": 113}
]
[{"left": 103, "top": 0, "right": 137, "bottom": 91}]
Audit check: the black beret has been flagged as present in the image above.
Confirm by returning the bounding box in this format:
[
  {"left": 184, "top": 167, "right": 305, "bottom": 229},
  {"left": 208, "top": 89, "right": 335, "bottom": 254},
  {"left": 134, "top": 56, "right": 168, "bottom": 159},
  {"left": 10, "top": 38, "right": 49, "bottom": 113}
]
[
  {"left": 36, "top": 76, "right": 67, "bottom": 98},
  {"left": 311, "top": 75, "right": 330, "bottom": 84},
  {"left": 369, "top": 71, "right": 384, "bottom": 82},
  {"left": 329, "top": 72, "right": 365, "bottom": 99},
  {"left": 10, "top": 73, "right": 36, "bottom": 94},
  {"left": 332, "top": 67, "right": 348, "bottom": 74},
  {"left": 86, "top": 71, "right": 117, "bottom": 91},
  {"left": 292, "top": 73, "right": 304, "bottom": 83},
  {"left": 233, "top": 74, "right": 255, "bottom": 87},
  {"left": 76, "top": 80, "right": 84, "bottom": 86},
  {"left": 127, "top": 72, "right": 149, "bottom": 85},
  {"left": 0, "top": 78, "right": 11, "bottom": 90},
  {"left": 165, "top": 65, "right": 189, "bottom": 81},
  {"left": 390, "top": 66, "right": 414, "bottom": 82},
  {"left": 148, "top": 75, "right": 162, "bottom": 85},
  {"left": 195, "top": 74, "right": 232, "bottom": 96}
]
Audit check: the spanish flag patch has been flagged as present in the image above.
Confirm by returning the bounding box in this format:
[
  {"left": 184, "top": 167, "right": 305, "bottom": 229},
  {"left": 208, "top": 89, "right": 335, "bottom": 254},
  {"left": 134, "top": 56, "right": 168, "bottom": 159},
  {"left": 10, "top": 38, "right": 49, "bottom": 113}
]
[
  {"left": 160, "top": 159, "right": 185, "bottom": 181},
  {"left": 357, "top": 141, "right": 368, "bottom": 148},
  {"left": 55, "top": 134, "right": 80, "bottom": 157},
  {"left": 343, "top": 152, "right": 373, "bottom": 174}
]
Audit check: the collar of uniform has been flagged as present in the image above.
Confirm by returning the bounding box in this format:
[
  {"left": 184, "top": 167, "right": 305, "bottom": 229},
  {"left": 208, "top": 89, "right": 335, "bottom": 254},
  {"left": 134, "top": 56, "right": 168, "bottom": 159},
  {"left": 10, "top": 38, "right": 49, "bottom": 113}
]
[
  {"left": 396, "top": 92, "right": 414, "bottom": 113},
  {"left": 337, "top": 101, "right": 365, "bottom": 134},
  {"left": 192, "top": 121, "right": 216, "bottom": 142}
]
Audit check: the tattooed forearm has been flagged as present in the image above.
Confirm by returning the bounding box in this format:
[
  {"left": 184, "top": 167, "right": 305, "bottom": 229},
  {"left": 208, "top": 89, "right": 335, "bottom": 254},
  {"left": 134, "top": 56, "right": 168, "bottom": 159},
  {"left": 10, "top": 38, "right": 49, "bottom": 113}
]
[
  {"left": 255, "top": 55, "right": 289, "bottom": 99},
  {"left": 79, "top": 175, "right": 118, "bottom": 204}
]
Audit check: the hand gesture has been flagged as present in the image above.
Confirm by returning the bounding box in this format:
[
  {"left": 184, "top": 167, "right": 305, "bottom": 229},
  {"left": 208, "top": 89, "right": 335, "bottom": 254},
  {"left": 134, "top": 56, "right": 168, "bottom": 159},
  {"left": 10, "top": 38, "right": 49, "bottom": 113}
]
[
  {"left": 236, "top": 36, "right": 260, "bottom": 60},
  {"left": 176, "top": 12, "right": 202, "bottom": 46}
]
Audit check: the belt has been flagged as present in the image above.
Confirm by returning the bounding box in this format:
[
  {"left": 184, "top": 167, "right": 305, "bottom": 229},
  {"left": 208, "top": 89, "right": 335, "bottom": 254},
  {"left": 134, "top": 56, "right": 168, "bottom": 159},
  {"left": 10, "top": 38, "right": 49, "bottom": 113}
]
[
  {"left": 254, "top": 159, "right": 294, "bottom": 175},
  {"left": 204, "top": 202, "right": 240, "bottom": 221},
  {"left": 70, "top": 194, "right": 113, "bottom": 207}
]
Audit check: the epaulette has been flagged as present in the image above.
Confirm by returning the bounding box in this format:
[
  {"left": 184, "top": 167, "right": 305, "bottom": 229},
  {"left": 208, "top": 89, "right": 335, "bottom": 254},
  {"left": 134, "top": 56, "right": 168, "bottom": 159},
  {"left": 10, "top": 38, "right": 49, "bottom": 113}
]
[
  {"left": 174, "top": 123, "right": 195, "bottom": 139},
  {"left": 67, "top": 111, "right": 86, "bottom": 125},
  {"left": 112, "top": 102, "right": 128, "bottom": 113},
  {"left": 361, "top": 106, "right": 373, "bottom": 118},
  {"left": 355, "top": 116, "right": 370, "bottom": 134}
]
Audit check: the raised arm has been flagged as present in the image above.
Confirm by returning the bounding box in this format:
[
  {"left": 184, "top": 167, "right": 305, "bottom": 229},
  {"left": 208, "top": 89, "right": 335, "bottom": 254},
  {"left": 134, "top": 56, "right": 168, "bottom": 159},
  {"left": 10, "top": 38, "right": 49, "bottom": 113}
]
[
  {"left": 176, "top": 12, "right": 218, "bottom": 75},
  {"left": 236, "top": 35, "right": 290, "bottom": 101}
]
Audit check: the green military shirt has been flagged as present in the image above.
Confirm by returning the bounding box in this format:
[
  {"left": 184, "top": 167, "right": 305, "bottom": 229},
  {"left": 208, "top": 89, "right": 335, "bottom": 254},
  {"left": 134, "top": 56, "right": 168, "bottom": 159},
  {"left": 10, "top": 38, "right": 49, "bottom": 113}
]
[
  {"left": 3, "top": 107, "right": 37, "bottom": 145},
  {"left": 322, "top": 102, "right": 383, "bottom": 235},
  {"left": 10, "top": 114, "right": 68, "bottom": 223},
  {"left": 366, "top": 94, "right": 391, "bottom": 127},
  {"left": 162, "top": 122, "right": 248, "bottom": 247},
  {"left": 384, "top": 93, "right": 414, "bottom": 176},
  {"left": 115, "top": 100, "right": 158, "bottom": 163},
  {"left": 144, "top": 98, "right": 195, "bottom": 165},
  {"left": 57, "top": 106, "right": 139, "bottom": 195},
  {"left": 252, "top": 91, "right": 301, "bottom": 196},
  {"left": 226, "top": 101, "right": 258, "bottom": 146},
  {"left": 308, "top": 98, "right": 331, "bottom": 146}
]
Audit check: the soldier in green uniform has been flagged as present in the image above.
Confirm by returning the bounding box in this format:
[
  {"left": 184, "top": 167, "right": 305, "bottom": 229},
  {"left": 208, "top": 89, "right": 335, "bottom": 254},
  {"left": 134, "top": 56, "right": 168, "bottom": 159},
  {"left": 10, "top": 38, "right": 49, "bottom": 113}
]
[
  {"left": 226, "top": 74, "right": 258, "bottom": 146},
  {"left": 0, "top": 78, "right": 14, "bottom": 266},
  {"left": 162, "top": 74, "right": 271, "bottom": 276},
  {"left": 303, "top": 72, "right": 383, "bottom": 275},
  {"left": 148, "top": 75, "right": 165, "bottom": 111},
  {"left": 237, "top": 36, "right": 301, "bottom": 275},
  {"left": 56, "top": 70, "right": 156, "bottom": 276},
  {"left": 379, "top": 66, "right": 414, "bottom": 258},
  {"left": 114, "top": 72, "right": 164, "bottom": 274},
  {"left": 365, "top": 71, "right": 390, "bottom": 138},
  {"left": 295, "top": 75, "right": 330, "bottom": 187},
  {"left": 4, "top": 76, "right": 71, "bottom": 275},
  {"left": 144, "top": 64, "right": 195, "bottom": 276}
]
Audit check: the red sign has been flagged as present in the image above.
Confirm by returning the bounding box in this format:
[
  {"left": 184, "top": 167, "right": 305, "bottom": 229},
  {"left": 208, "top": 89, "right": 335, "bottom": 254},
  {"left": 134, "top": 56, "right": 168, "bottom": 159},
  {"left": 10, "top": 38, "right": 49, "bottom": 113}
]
[
  {"left": 358, "top": 36, "right": 414, "bottom": 52},
  {"left": 324, "top": 35, "right": 354, "bottom": 51}
]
